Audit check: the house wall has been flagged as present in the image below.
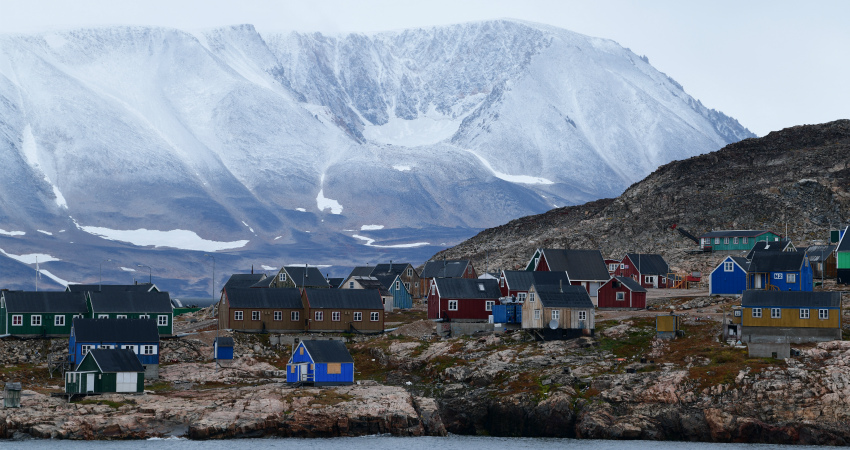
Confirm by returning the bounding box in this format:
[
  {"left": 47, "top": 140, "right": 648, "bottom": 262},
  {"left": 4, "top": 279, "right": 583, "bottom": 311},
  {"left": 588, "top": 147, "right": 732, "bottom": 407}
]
[
  {"left": 399, "top": 266, "right": 423, "bottom": 300},
  {"left": 313, "top": 362, "right": 354, "bottom": 385},
  {"left": 597, "top": 282, "right": 646, "bottom": 308},
  {"left": 390, "top": 279, "right": 413, "bottom": 309},
  {"left": 90, "top": 312, "right": 172, "bottom": 335},
  {"left": 709, "top": 259, "right": 747, "bottom": 295},
  {"left": 228, "top": 308, "right": 305, "bottom": 332},
  {"left": 427, "top": 296, "right": 495, "bottom": 322},
  {"left": 521, "top": 297, "right": 593, "bottom": 330},
  {"left": 4, "top": 312, "right": 85, "bottom": 337},
  {"left": 742, "top": 307, "right": 840, "bottom": 328},
  {"left": 306, "top": 309, "right": 384, "bottom": 332},
  {"left": 702, "top": 233, "right": 780, "bottom": 251},
  {"left": 749, "top": 268, "right": 813, "bottom": 292}
]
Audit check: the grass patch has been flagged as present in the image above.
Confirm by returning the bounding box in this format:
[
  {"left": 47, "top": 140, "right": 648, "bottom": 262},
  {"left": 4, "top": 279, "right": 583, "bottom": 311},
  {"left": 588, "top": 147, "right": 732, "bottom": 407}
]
[
  {"left": 595, "top": 317, "right": 656, "bottom": 359},
  {"left": 146, "top": 381, "right": 173, "bottom": 392}
]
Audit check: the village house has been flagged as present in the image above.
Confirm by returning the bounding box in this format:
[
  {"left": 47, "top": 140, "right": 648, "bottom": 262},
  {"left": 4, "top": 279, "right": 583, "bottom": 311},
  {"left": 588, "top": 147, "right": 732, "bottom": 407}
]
[
  {"left": 741, "top": 290, "right": 842, "bottom": 344},
  {"left": 218, "top": 287, "right": 304, "bottom": 333},
  {"left": 747, "top": 251, "right": 813, "bottom": 292},
  {"left": 837, "top": 226, "right": 850, "bottom": 285},
  {"left": 65, "top": 349, "right": 144, "bottom": 395},
  {"left": 270, "top": 266, "right": 330, "bottom": 288},
  {"left": 745, "top": 240, "right": 796, "bottom": 259},
  {"left": 613, "top": 253, "right": 670, "bottom": 288},
  {"left": 521, "top": 284, "right": 595, "bottom": 340},
  {"left": 303, "top": 288, "right": 384, "bottom": 333},
  {"left": 597, "top": 276, "right": 647, "bottom": 309},
  {"left": 69, "top": 318, "right": 160, "bottom": 378},
  {"left": 498, "top": 270, "right": 571, "bottom": 302},
  {"left": 709, "top": 256, "right": 750, "bottom": 295},
  {"left": 286, "top": 339, "right": 354, "bottom": 386},
  {"left": 605, "top": 259, "right": 621, "bottom": 275},
  {"left": 419, "top": 260, "right": 476, "bottom": 298},
  {"left": 698, "top": 230, "right": 781, "bottom": 252},
  {"left": 0, "top": 291, "right": 88, "bottom": 337},
  {"left": 371, "top": 262, "right": 423, "bottom": 300},
  {"left": 339, "top": 275, "right": 393, "bottom": 311},
  {"left": 221, "top": 274, "right": 267, "bottom": 290},
  {"left": 804, "top": 245, "right": 837, "bottom": 279},
  {"left": 526, "top": 248, "right": 610, "bottom": 300},
  {"left": 88, "top": 291, "right": 174, "bottom": 336},
  {"left": 426, "top": 278, "right": 500, "bottom": 321}
]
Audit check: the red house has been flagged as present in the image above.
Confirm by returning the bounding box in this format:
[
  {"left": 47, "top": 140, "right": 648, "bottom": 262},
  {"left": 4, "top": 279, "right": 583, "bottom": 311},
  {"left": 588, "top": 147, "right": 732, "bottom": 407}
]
[
  {"left": 597, "top": 276, "right": 647, "bottom": 309},
  {"left": 427, "top": 278, "right": 501, "bottom": 321},
  {"left": 613, "top": 253, "right": 670, "bottom": 288},
  {"left": 604, "top": 259, "right": 621, "bottom": 275},
  {"left": 525, "top": 249, "right": 610, "bottom": 298}
]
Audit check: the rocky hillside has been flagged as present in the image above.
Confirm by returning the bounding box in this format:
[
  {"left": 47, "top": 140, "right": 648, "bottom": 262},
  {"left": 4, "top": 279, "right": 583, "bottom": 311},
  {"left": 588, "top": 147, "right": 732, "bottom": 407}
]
[{"left": 434, "top": 120, "right": 850, "bottom": 274}]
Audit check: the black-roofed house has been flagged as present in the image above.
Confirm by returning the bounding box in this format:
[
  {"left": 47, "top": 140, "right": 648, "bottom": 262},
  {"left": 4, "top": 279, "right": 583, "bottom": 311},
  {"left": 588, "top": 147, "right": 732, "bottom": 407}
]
[
  {"left": 0, "top": 291, "right": 89, "bottom": 337},
  {"left": 521, "top": 284, "right": 595, "bottom": 340},
  {"left": 286, "top": 340, "right": 354, "bottom": 386},
  {"left": 271, "top": 266, "right": 330, "bottom": 288},
  {"left": 745, "top": 240, "right": 796, "bottom": 260},
  {"left": 426, "top": 278, "right": 501, "bottom": 321},
  {"left": 597, "top": 276, "right": 647, "bottom": 309},
  {"left": 65, "top": 349, "right": 144, "bottom": 395},
  {"left": 303, "top": 288, "right": 384, "bottom": 333},
  {"left": 698, "top": 230, "right": 781, "bottom": 252},
  {"left": 709, "top": 256, "right": 750, "bottom": 295},
  {"left": 69, "top": 318, "right": 161, "bottom": 378},
  {"left": 219, "top": 288, "right": 304, "bottom": 333},
  {"left": 804, "top": 245, "right": 837, "bottom": 279},
  {"left": 741, "top": 290, "right": 841, "bottom": 352},
  {"left": 498, "top": 270, "right": 571, "bottom": 302},
  {"left": 67, "top": 283, "right": 159, "bottom": 293},
  {"left": 372, "top": 262, "right": 423, "bottom": 300},
  {"left": 221, "top": 274, "right": 266, "bottom": 291},
  {"left": 88, "top": 291, "right": 174, "bottom": 336},
  {"left": 526, "top": 249, "right": 610, "bottom": 300},
  {"left": 339, "top": 276, "right": 393, "bottom": 311},
  {"left": 614, "top": 253, "right": 671, "bottom": 288},
  {"left": 419, "top": 260, "right": 476, "bottom": 298},
  {"left": 747, "top": 252, "right": 813, "bottom": 292}
]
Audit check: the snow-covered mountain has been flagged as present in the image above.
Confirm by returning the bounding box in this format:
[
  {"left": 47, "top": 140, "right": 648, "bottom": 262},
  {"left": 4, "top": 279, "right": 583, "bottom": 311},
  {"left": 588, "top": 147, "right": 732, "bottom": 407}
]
[{"left": 0, "top": 20, "right": 753, "bottom": 295}]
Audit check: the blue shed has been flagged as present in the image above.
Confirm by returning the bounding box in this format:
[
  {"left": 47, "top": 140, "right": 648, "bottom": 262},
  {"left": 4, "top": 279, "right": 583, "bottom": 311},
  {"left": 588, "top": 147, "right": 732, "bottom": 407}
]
[
  {"left": 492, "top": 302, "right": 522, "bottom": 324},
  {"left": 215, "top": 336, "right": 234, "bottom": 361},
  {"left": 286, "top": 340, "right": 354, "bottom": 386},
  {"left": 709, "top": 256, "right": 749, "bottom": 295},
  {"left": 69, "top": 318, "right": 160, "bottom": 378},
  {"left": 748, "top": 252, "right": 813, "bottom": 292}
]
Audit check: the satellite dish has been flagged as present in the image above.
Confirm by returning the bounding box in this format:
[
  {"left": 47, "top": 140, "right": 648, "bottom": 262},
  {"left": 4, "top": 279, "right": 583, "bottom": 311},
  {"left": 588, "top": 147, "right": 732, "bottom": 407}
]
[{"left": 548, "top": 319, "right": 558, "bottom": 330}]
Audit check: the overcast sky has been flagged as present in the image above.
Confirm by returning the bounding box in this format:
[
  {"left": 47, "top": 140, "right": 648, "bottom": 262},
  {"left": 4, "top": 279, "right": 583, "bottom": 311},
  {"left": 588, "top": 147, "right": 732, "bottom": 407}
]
[{"left": 2, "top": 0, "right": 847, "bottom": 136}]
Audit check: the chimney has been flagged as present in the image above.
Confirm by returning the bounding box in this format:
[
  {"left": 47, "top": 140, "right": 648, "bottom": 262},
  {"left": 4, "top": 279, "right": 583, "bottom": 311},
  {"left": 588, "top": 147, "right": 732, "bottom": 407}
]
[{"left": 559, "top": 279, "right": 563, "bottom": 293}]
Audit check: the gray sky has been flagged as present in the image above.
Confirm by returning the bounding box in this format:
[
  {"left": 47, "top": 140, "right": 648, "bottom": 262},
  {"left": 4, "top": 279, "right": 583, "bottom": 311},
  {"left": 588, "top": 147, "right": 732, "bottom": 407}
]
[{"left": 2, "top": 0, "right": 848, "bottom": 137}]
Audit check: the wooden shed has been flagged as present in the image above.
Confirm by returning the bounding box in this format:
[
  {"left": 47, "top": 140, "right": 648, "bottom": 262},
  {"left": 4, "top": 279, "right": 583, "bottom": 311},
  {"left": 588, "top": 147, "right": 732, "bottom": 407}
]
[
  {"left": 286, "top": 340, "right": 354, "bottom": 386},
  {"left": 522, "top": 284, "right": 595, "bottom": 340},
  {"left": 65, "top": 349, "right": 144, "bottom": 395},
  {"left": 656, "top": 314, "right": 680, "bottom": 339}
]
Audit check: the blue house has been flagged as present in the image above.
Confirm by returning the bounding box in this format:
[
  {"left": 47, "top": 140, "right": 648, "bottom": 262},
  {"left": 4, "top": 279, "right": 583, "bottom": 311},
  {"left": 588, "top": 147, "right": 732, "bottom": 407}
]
[
  {"left": 69, "top": 318, "right": 160, "bottom": 378},
  {"left": 709, "top": 256, "right": 750, "bottom": 295},
  {"left": 375, "top": 273, "right": 413, "bottom": 310},
  {"left": 286, "top": 340, "right": 354, "bottom": 386},
  {"left": 748, "top": 252, "right": 813, "bottom": 292}
]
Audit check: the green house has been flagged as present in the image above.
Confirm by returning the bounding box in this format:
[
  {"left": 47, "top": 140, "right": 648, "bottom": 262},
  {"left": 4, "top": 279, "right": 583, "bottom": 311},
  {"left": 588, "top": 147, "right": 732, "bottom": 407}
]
[
  {"left": 0, "top": 291, "right": 89, "bottom": 337},
  {"left": 838, "top": 226, "right": 850, "bottom": 285},
  {"left": 699, "top": 230, "right": 781, "bottom": 252},
  {"left": 65, "top": 349, "right": 144, "bottom": 394},
  {"left": 88, "top": 291, "right": 174, "bottom": 336}
]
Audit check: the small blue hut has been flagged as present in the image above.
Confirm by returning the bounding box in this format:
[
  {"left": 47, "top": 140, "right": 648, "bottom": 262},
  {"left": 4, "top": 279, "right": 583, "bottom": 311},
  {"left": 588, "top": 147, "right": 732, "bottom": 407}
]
[
  {"left": 214, "top": 336, "right": 234, "bottom": 365},
  {"left": 286, "top": 340, "right": 354, "bottom": 386}
]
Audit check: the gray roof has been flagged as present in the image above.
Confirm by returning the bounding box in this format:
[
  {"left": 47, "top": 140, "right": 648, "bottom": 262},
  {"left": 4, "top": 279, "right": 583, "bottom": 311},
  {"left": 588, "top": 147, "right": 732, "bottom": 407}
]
[
  {"left": 534, "top": 285, "right": 595, "bottom": 309},
  {"left": 748, "top": 251, "right": 807, "bottom": 273},
  {"left": 304, "top": 288, "right": 384, "bottom": 310},
  {"left": 742, "top": 290, "right": 841, "bottom": 308},
  {"left": 838, "top": 226, "right": 850, "bottom": 252},
  {"left": 352, "top": 276, "right": 390, "bottom": 296},
  {"left": 746, "top": 240, "right": 794, "bottom": 259},
  {"left": 250, "top": 276, "right": 276, "bottom": 288},
  {"left": 624, "top": 253, "right": 669, "bottom": 276},
  {"left": 348, "top": 266, "right": 375, "bottom": 278},
  {"left": 502, "top": 270, "right": 571, "bottom": 292},
  {"left": 67, "top": 283, "right": 158, "bottom": 293},
  {"left": 700, "top": 230, "right": 775, "bottom": 238},
  {"left": 226, "top": 288, "right": 302, "bottom": 309},
  {"left": 372, "top": 263, "right": 411, "bottom": 277},
  {"left": 72, "top": 318, "right": 159, "bottom": 342},
  {"left": 215, "top": 336, "right": 234, "bottom": 347},
  {"left": 326, "top": 278, "right": 345, "bottom": 289},
  {"left": 301, "top": 340, "right": 354, "bottom": 364},
  {"left": 222, "top": 274, "right": 266, "bottom": 290},
  {"left": 610, "top": 276, "right": 647, "bottom": 293},
  {"left": 89, "top": 291, "right": 173, "bottom": 314},
  {"left": 283, "top": 266, "right": 330, "bottom": 288},
  {"left": 805, "top": 245, "right": 836, "bottom": 262},
  {"left": 435, "top": 278, "right": 500, "bottom": 299},
  {"left": 729, "top": 256, "right": 751, "bottom": 271},
  {"left": 2, "top": 291, "right": 88, "bottom": 313},
  {"left": 539, "top": 249, "right": 609, "bottom": 281},
  {"left": 421, "top": 260, "right": 470, "bottom": 278},
  {"left": 85, "top": 349, "right": 145, "bottom": 373}
]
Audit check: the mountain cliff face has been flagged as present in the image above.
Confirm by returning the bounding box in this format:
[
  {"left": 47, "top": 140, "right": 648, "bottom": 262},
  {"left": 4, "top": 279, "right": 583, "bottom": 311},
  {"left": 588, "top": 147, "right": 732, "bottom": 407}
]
[
  {"left": 434, "top": 120, "right": 850, "bottom": 273},
  {"left": 0, "top": 20, "right": 753, "bottom": 294}
]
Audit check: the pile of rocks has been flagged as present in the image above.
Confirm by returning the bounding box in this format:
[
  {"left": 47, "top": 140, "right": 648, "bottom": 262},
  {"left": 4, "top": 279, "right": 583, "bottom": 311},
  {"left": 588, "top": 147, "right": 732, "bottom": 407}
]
[{"left": 0, "top": 338, "right": 66, "bottom": 366}]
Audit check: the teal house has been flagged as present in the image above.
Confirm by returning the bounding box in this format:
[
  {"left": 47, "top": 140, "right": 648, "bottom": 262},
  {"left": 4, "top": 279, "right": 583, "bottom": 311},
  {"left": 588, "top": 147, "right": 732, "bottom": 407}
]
[
  {"left": 699, "top": 230, "right": 781, "bottom": 252},
  {"left": 1, "top": 291, "right": 89, "bottom": 337}
]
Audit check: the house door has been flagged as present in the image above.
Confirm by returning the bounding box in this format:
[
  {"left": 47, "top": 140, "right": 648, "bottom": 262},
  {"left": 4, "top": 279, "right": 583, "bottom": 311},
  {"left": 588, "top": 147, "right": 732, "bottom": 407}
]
[
  {"left": 86, "top": 374, "right": 95, "bottom": 393},
  {"left": 299, "top": 363, "right": 310, "bottom": 381},
  {"left": 754, "top": 274, "right": 763, "bottom": 289}
]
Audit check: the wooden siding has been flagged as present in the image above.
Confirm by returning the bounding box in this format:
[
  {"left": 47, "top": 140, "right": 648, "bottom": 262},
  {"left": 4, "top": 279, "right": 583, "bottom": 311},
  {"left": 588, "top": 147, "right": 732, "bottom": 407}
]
[
  {"left": 656, "top": 315, "right": 679, "bottom": 332},
  {"left": 597, "top": 282, "right": 646, "bottom": 309},
  {"left": 742, "top": 307, "right": 840, "bottom": 328},
  {"left": 229, "top": 308, "right": 305, "bottom": 332},
  {"left": 306, "top": 309, "right": 383, "bottom": 332},
  {"left": 521, "top": 296, "right": 594, "bottom": 330}
]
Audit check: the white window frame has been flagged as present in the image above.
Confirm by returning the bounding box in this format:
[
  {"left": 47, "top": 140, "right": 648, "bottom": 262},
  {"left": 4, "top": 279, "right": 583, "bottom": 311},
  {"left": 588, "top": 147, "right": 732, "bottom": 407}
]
[
  {"left": 55, "top": 315, "right": 65, "bottom": 326},
  {"left": 743, "top": 237, "right": 748, "bottom": 244},
  {"left": 529, "top": 293, "right": 535, "bottom": 302},
  {"left": 251, "top": 311, "right": 260, "bottom": 321},
  {"left": 799, "top": 309, "right": 809, "bottom": 319},
  {"left": 578, "top": 311, "right": 587, "bottom": 321},
  {"left": 315, "top": 311, "right": 323, "bottom": 321},
  {"left": 404, "top": 282, "right": 410, "bottom": 291},
  {"left": 771, "top": 308, "right": 781, "bottom": 319},
  {"left": 551, "top": 310, "right": 560, "bottom": 321},
  {"left": 81, "top": 345, "right": 94, "bottom": 355},
  {"left": 714, "top": 238, "right": 720, "bottom": 244},
  {"left": 273, "top": 311, "right": 282, "bottom": 321},
  {"left": 616, "top": 292, "right": 625, "bottom": 301},
  {"left": 620, "top": 263, "right": 625, "bottom": 269},
  {"left": 332, "top": 311, "right": 341, "bottom": 321},
  {"left": 518, "top": 292, "right": 527, "bottom": 302},
  {"left": 279, "top": 272, "right": 287, "bottom": 282},
  {"left": 234, "top": 311, "right": 243, "bottom": 321},
  {"left": 98, "top": 314, "right": 109, "bottom": 319},
  {"left": 291, "top": 311, "right": 299, "bottom": 321},
  {"left": 349, "top": 281, "right": 354, "bottom": 289},
  {"left": 644, "top": 275, "right": 653, "bottom": 284},
  {"left": 724, "top": 237, "right": 729, "bottom": 244},
  {"left": 122, "top": 345, "right": 138, "bottom": 354},
  {"left": 733, "top": 237, "right": 739, "bottom": 244},
  {"left": 448, "top": 300, "right": 458, "bottom": 311},
  {"left": 533, "top": 310, "right": 541, "bottom": 320},
  {"left": 724, "top": 262, "right": 734, "bottom": 272},
  {"left": 116, "top": 315, "right": 127, "bottom": 319},
  {"left": 819, "top": 309, "right": 829, "bottom": 320},
  {"left": 485, "top": 301, "right": 494, "bottom": 312},
  {"left": 353, "top": 312, "right": 362, "bottom": 322},
  {"left": 100, "top": 344, "right": 113, "bottom": 349},
  {"left": 370, "top": 312, "right": 379, "bottom": 322},
  {"left": 787, "top": 273, "right": 796, "bottom": 283},
  {"left": 142, "top": 345, "right": 156, "bottom": 355},
  {"left": 157, "top": 315, "right": 168, "bottom": 326},
  {"left": 752, "top": 308, "right": 762, "bottom": 318},
  {"left": 11, "top": 315, "right": 22, "bottom": 326},
  {"left": 139, "top": 314, "right": 149, "bottom": 319},
  {"left": 395, "top": 280, "right": 400, "bottom": 290},
  {"left": 407, "top": 268, "right": 413, "bottom": 277},
  {"left": 31, "top": 315, "right": 42, "bottom": 326}
]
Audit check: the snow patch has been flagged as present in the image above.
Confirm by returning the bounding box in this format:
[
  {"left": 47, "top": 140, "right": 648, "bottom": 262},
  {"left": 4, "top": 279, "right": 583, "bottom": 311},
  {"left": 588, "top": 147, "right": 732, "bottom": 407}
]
[
  {"left": 261, "top": 265, "right": 277, "bottom": 271},
  {"left": 120, "top": 267, "right": 136, "bottom": 272},
  {"left": 39, "top": 269, "right": 70, "bottom": 287},
  {"left": 393, "top": 165, "right": 412, "bottom": 172},
  {"left": 79, "top": 225, "right": 249, "bottom": 251},
  {"left": 360, "top": 225, "right": 384, "bottom": 231},
  {"left": 316, "top": 174, "right": 343, "bottom": 214},
  {"left": 274, "top": 236, "right": 282, "bottom": 240},
  {"left": 22, "top": 125, "right": 69, "bottom": 208},
  {"left": 363, "top": 115, "right": 462, "bottom": 147},
  {"left": 351, "top": 234, "right": 430, "bottom": 248},
  {"left": 0, "top": 229, "right": 25, "bottom": 236},
  {"left": 295, "top": 208, "right": 307, "bottom": 212},
  {"left": 241, "top": 221, "right": 255, "bottom": 233},
  {"left": 37, "top": 230, "right": 53, "bottom": 235},
  {"left": 0, "top": 248, "right": 60, "bottom": 264},
  {"left": 459, "top": 146, "right": 554, "bottom": 185}
]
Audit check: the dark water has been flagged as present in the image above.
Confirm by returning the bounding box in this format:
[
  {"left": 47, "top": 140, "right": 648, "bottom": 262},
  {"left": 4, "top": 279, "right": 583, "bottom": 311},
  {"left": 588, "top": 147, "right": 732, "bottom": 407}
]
[{"left": 1, "top": 436, "right": 840, "bottom": 449}]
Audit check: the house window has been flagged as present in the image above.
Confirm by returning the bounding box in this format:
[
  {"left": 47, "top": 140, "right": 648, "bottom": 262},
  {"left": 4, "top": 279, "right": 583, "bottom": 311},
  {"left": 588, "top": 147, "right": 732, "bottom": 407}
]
[
  {"left": 139, "top": 314, "right": 149, "bottom": 319},
  {"left": 774, "top": 273, "right": 784, "bottom": 280},
  {"left": 724, "top": 262, "right": 734, "bottom": 272},
  {"left": 370, "top": 312, "right": 379, "bottom": 321},
  {"left": 116, "top": 315, "right": 127, "bottom": 319},
  {"left": 714, "top": 238, "right": 720, "bottom": 244},
  {"left": 251, "top": 311, "right": 260, "bottom": 321},
  {"left": 448, "top": 300, "right": 458, "bottom": 311},
  {"left": 485, "top": 301, "right": 494, "bottom": 311},
  {"left": 620, "top": 263, "right": 625, "bottom": 269},
  {"left": 609, "top": 264, "right": 618, "bottom": 272},
  {"left": 500, "top": 278, "right": 505, "bottom": 287},
  {"left": 578, "top": 311, "right": 587, "bottom": 321},
  {"left": 616, "top": 292, "right": 625, "bottom": 301},
  {"left": 407, "top": 268, "right": 413, "bottom": 277},
  {"left": 819, "top": 309, "right": 829, "bottom": 320},
  {"left": 81, "top": 345, "right": 93, "bottom": 355},
  {"left": 724, "top": 237, "right": 729, "bottom": 244},
  {"left": 551, "top": 310, "right": 560, "bottom": 320},
  {"left": 786, "top": 273, "right": 796, "bottom": 283},
  {"left": 415, "top": 281, "right": 419, "bottom": 288},
  {"left": 771, "top": 308, "right": 781, "bottom": 319},
  {"left": 395, "top": 280, "right": 400, "bottom": 290},
  {"left": 291, "top": 311, "right": 299, "bottom": 321},
  {"left": 142, "top": 345, "right": 156, "bottom": 355},
  {"left": 55, "top": 315, "right": 65, "bottom": 326},
  {"left": 315, "top": 311, "right": 324, "bottom": 321},
  {"left": 158, "top": 315, "right": 168, "bottom": 326},
  {"left": 799, "top": 309, "right": 810, "bottom": 319},
  {"left": 349, "top": 281, "right": 354, "bottom": 289},
  {"left": 529, "top": 293, "right": 535, "bottom": 302},
  {"left": 404, "top": 282, "right": 410, "bottom": 291},
  {"left": 100, "top": 345, "right": 113, "bottom": 349},
  {"left": 743, "top": 237, "right": 748, "bottom": 244},
  {"left": 273, "top": 311, "right": 282, "bottom": 321},
  {"left": 733, "top": 237, "right": 739, "bottom": 244},
  {"left": 122, "top": 345, "right": 138, "bottom": 353},
  {"left": 645, "top": 276, "right": 653, "bottom": 284},
  {"left": 279, "top": 272, "right": 287, "bottom": 282},
  {"left": 752, "top": 308, "right": 762, "bottom": 318},
  {"left": 353, "top": 312, "right": 362, "bottom": 321},
  {"left": 98, "top": 314, "right": 109, "bottom": 319},
  {"left": 11, "top": 315, "right": 22, "bottom": 326},
  {"left": 234, "top": 311, "right": 243, "bottom": 321},
  {"left": 477, "top": 283, "right": 485, "bottom": 291},
  {"left": 31, "top": 315, "right": 41, "bottom": 326},
  {"left": 775, "top": 237, "right": 780, "bottom": 241},
  {"left": 534, "top": 310, "right": 541, "bottom": 320},
  {"left": 518, "top": 293, "right": 527, "bottom": 302},
  {"left": 332, "top": 311, "right": 340, "bottom": 321}
]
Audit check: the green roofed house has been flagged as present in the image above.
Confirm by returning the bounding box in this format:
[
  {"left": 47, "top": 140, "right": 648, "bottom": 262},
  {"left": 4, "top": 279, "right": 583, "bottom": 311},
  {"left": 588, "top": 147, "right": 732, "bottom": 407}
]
[
  {"left": 1, "top": 291, "right": 89, "bottom": 337},
  {"left": 65, "top": 348, "right": 145, "bottom": 395},
  {"left": 698, "top": 230, "right": 782, "bottom": 252},
  {"left": 838, "top": 226, "right": 850, "bottom": 285}
]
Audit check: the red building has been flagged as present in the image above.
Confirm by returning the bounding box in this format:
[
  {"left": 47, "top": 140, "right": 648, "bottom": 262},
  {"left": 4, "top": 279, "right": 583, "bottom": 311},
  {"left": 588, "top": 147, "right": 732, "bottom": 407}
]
[
  {"left": 613, "top": 253, "right": 670, "bottom": 288},
  {"left": 604, "top": 259, "right": 621, "bottom": 275},
  {"left": 427, "top": 278, "right": 501, "bottom": 321},
  {"left": 597, "top": 276, "right": 647, "bottom": 309},
  {"left": 525, "top": 249, "right": 610, "bottom": 298}
]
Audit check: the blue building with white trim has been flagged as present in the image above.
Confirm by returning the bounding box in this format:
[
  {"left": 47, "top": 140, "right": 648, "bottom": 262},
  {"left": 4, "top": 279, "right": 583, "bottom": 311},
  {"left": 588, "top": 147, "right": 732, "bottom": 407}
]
[
  {"left": 286, "top": 340, "right": 354, "bottom": 386},
  {"left": 69, "top": 318, "right": 160, "bottom": 378},
  {"left": 709, "top": 256, "right": 750, "bottom": 295},
  {"left": 747, "top": 252, "right": 813, "bottom": 292}
]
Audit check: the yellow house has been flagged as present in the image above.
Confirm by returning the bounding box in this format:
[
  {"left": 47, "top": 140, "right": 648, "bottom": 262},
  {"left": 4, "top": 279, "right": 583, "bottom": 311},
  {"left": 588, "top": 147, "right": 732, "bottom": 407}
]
[{"left": 741, "top": 290, "right": 841, "bottom": 343}]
